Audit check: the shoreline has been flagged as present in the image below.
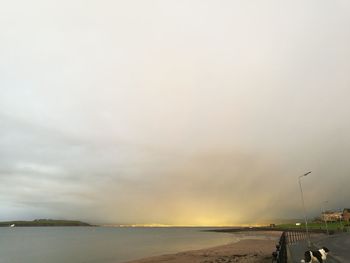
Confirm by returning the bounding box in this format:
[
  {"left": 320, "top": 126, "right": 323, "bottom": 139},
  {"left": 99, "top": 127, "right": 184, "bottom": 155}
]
[{"left": 123, "top": 231, "right": 281, "bottom": 263}]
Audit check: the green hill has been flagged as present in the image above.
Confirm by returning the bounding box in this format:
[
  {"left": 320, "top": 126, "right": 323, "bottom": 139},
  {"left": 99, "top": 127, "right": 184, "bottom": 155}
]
[{"left": 0, "top": 219, "right": 93, "bottom": 227}]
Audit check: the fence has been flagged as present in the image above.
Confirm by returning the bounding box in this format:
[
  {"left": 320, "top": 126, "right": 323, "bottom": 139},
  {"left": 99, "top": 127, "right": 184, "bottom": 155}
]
[
  {"left": 272, "top": 231, "right": 309, "bottom": 262},
  {"left": 272, "top": 231, "right": 287, "bottom": 262},
  {"left": 286, "top": 230, "right": 308, "bottom": 244}
]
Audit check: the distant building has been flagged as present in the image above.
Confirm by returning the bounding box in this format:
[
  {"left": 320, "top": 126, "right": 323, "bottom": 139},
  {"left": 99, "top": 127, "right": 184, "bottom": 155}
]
[
  {"left": 321, "top": 211, "right": 342, "bottom": 222},
  {"left": 343, "top": 208, "right": 350, "bottom": 222}
]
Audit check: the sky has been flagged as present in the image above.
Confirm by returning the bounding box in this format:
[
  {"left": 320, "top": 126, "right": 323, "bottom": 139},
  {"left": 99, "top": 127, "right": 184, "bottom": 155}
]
[{"left": 1, "top": 0, "right": 350, "bottom": 226}]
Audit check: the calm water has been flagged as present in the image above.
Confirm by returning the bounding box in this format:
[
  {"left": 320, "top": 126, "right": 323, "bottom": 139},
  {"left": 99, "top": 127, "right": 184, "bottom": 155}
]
[{"left": 0, "top": 227, "right": 243, "bottom": 263}]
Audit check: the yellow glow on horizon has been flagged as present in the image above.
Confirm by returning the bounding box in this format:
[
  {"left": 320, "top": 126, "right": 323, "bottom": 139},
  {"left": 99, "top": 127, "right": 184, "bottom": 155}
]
[{"left": 104, "top": 222, "right": 268, "bottom": 228}]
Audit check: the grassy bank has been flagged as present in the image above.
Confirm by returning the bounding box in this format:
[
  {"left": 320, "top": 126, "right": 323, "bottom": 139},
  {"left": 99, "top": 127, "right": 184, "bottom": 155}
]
[
  {"left": 208, "top": 221, "right": 350, "bottom": 234},
  {"left": 275, "top": 221, "right": 349, "bottom": 232}
]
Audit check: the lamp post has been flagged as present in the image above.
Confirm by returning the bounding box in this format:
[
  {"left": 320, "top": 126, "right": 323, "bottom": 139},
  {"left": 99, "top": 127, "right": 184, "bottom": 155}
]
[
  {"left": 299, "top": 171, "right": 311, "bottom": 247},
  {"left": 322, "top": 201, "right": 329, "bottom": 235},
  {"left": 338, "top": 208, "right": 343, "bottom": 231}
]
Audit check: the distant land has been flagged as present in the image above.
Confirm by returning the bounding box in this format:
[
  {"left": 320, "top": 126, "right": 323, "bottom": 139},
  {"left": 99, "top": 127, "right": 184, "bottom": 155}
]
[{"left": 0, "top": 219, "right": 94, "bottom": 227}]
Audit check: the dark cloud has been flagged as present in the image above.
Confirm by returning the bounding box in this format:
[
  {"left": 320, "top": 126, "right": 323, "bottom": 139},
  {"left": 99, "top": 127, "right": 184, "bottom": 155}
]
[{"left": 1, "top": 0, "right": 350, "bottom": 225}]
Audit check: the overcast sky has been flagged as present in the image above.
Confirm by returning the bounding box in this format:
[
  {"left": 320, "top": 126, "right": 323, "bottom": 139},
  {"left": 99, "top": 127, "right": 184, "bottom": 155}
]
[{"left": 1, "top": 0, "right": 350, "bottom": 225}]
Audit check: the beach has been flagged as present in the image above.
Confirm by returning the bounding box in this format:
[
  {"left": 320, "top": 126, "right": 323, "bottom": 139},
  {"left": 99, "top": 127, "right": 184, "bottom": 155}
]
[{"left": 124, "top": 231, "right": 282, "bottom": 263}]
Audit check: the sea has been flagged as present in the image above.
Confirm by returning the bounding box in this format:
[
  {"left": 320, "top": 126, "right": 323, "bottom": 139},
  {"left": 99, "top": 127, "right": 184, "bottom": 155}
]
[{"left": 0, "top": 227, "right": 270, "bottom": 263}]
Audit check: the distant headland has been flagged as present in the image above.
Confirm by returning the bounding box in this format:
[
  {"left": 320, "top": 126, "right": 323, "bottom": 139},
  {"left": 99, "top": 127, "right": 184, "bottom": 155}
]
[{"left": 0, "top": 219, "right": 94, "bottom": 227}]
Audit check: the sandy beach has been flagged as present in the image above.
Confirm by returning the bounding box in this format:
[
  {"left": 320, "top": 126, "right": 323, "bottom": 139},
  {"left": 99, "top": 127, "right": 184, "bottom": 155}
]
[{"left": 124, "top": 231, "right": 282, "bottom": 263}]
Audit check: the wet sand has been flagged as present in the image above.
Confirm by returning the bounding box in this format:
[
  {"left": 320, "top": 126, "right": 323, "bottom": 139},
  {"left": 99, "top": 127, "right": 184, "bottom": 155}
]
[{"left": 124, "top": 231, "right": 281, "bottom": 263}]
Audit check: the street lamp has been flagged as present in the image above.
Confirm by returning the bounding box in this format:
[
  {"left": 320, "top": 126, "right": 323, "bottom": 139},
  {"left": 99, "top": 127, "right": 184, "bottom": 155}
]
[
  {"left": 338, "top": 208, "right": 343, "bottom": 231},
  {"left": 299, "top": 171, "right": 311, "bottom": 247},
  {"left": 322, "top": 201, "right": 329, "bottom": 235}
]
